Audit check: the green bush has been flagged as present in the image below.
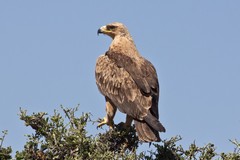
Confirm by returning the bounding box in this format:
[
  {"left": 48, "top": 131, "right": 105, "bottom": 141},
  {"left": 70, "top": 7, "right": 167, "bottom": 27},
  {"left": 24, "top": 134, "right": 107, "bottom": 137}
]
[{"left": 0, "top": 106, "right": 239, "bottom": 160}]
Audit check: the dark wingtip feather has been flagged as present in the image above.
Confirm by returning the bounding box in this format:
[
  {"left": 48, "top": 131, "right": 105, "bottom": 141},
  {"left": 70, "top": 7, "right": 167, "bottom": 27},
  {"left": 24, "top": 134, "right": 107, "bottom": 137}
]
[{"left": 143, "top": 112, "right": 166, "bottom": 132}]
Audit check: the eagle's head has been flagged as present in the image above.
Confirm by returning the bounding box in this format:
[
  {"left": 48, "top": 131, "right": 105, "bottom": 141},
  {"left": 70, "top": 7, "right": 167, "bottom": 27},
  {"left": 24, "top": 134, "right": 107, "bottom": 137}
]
[{"left": 97, "top": 22, "right": 130, "bottom": 39}]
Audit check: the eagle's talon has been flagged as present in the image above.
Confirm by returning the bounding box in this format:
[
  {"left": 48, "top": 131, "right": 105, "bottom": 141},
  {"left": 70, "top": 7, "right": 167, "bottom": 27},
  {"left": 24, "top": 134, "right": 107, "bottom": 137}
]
[
  {"left": 97, "top": 117, "right": 107, "bottom": 128},
  {"left": 97, "top": 117, "right": 114, "bottom": 129},
  {"left": 97, "top": 118, "right": 104, "bottom": 123}
]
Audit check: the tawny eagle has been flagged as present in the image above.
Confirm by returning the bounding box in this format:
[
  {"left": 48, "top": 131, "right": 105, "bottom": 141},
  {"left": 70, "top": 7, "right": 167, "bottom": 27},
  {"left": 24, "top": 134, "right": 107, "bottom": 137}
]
[{"left": 95, "top": 22, "right": 165, "bottom": 142}]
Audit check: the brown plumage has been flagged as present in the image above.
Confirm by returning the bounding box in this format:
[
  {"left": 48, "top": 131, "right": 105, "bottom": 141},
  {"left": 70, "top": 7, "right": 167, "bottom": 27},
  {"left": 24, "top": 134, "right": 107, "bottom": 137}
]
[{"left": 95, "top": 22, "right": 165, "bottom": 142}]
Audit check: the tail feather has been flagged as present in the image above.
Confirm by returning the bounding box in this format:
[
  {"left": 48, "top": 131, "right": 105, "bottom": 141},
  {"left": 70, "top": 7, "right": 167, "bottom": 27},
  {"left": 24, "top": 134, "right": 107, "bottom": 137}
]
[
  {"left": 134, "top": 120, "right": 160, "bottom": 142},
  {"left": 134, "top": 111, "right": 165, "bottom": 142},
  {"left": 143, "top": 111, "right": 166, "bottom": 132}
]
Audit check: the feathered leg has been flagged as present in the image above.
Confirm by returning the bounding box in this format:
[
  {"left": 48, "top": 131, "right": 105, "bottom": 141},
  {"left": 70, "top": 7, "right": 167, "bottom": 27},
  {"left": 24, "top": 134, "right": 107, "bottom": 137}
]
[
  {"left": 123, "top": 115, "right": 133, "bottom": 129},
  {"left": 98, "top": 97, "right": 117, "bottom": 129}
]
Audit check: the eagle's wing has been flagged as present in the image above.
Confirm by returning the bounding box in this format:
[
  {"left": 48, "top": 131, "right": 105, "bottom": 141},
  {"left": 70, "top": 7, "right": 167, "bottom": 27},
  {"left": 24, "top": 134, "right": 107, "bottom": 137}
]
[
  {"left": 95, "top": 54, "right": 152, "bottom": 120},
  {"left": 106, "top": 51, "right": 160, "bottom": 119}
]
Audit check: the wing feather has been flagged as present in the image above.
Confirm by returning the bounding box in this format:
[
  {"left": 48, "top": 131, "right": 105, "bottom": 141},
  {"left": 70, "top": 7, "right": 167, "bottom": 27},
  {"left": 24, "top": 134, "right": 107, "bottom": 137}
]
[
  {"left": 106, "top": 51, "right": 160, "bottom": 119},
  {"left": 95, "top": 54, "right": 151, "bottom": 120}
]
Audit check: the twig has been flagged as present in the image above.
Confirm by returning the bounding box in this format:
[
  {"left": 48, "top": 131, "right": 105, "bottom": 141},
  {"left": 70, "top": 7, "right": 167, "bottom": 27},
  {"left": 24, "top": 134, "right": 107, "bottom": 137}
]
[{"left": 0, "top": 130, "right": 8, "bottom": 149}]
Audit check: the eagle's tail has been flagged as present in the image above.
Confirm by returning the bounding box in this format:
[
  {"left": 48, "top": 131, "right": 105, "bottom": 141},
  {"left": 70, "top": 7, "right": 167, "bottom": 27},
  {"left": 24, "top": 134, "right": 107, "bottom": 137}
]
[
  {"left": 134, "top": 120, "right": 161, "bottom": 142},
  {"left": 134, "top": 112, "right": 165, "bottom": 142},
  {"left": 143, "top": 111, "right": 166, "bottom": 132}
]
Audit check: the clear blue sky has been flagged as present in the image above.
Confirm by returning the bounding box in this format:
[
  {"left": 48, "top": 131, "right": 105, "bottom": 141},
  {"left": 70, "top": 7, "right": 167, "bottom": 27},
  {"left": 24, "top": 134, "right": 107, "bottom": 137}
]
[{"left": 0, "top": 1, "right": 240, "bottom": 155}]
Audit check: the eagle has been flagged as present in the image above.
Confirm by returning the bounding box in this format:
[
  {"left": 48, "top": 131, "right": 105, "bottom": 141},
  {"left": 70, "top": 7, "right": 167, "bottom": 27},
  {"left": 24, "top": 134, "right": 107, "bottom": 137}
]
[{"left": 95, "top": 22, "right": 165, "bottom": 142}]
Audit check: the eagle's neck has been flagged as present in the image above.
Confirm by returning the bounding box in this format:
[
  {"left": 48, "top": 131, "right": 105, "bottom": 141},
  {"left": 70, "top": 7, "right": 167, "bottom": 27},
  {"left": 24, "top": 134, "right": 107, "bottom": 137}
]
[{"left": 109, "top": 35, "right": 140, "bottom": 57}]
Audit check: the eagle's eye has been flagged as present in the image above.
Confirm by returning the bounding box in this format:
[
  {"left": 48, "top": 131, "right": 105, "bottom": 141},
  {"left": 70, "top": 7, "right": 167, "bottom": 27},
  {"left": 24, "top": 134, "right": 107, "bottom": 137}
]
[{"left": 107, "top": 25, "right": 117, "bottom": 30}]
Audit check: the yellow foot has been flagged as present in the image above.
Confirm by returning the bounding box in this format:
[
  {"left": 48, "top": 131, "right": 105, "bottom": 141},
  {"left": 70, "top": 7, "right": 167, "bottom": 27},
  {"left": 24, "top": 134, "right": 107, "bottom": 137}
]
[
  {"left": 97, "top": 117, "right": 114, "bottom": 129},
  {"left": 97, "top": 117, "right": 107, "bottom": 128}
]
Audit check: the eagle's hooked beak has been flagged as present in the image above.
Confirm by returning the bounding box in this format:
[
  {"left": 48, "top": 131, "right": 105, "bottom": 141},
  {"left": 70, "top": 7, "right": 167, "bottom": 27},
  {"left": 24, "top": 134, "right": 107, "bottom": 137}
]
[
  {"left": 97, "top": 25, "right": 114, "bottom": 39},
  {"left": 97, "top": 28, "right": 103, "bottom": 35},
  {"left": 97, "top": 26, "right": 106, "bottom": 35},
  {"left": 97, "top": 26, "right": 109, "bottom": 35}
]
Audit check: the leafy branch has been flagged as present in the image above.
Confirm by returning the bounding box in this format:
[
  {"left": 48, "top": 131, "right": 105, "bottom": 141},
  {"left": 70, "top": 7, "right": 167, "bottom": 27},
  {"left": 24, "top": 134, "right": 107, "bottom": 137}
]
[{"left": 0, "top": 106, "right": 240, "bottom": 160}]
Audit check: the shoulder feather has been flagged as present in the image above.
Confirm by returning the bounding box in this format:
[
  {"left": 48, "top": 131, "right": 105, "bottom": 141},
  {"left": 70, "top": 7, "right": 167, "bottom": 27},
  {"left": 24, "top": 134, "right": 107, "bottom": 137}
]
[{"left": 106, "top": 51, "right": 159, "bottom": 96}]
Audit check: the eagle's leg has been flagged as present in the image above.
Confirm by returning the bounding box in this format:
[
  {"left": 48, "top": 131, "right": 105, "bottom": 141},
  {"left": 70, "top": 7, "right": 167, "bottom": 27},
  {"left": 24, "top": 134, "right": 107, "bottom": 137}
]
[
  {"left": 123, "top": 115, "right": 133, "bottom": 129},
  {"left": 98, "top": 97, "right": 116, "bottom": 129}
]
